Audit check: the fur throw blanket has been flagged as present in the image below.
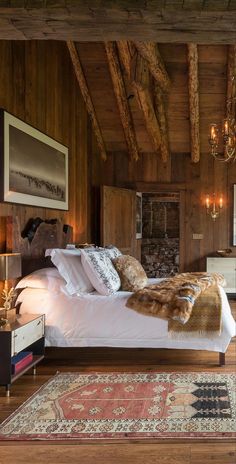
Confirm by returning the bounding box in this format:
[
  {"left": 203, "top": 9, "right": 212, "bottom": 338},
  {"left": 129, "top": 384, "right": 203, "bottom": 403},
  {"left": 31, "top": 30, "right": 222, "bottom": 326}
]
[{"left": 126, "top": 272, "right": 225, "bottom": 325}]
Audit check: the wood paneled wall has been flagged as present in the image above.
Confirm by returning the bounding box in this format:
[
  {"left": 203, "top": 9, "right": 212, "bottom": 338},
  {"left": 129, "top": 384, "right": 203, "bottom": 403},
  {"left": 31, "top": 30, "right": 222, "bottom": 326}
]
[
  {"left": 0, "top": 41, "right": 91, "bottom": 245},
  {"left": 91, "top": 140, "right": 236, "bottom": 272},
  {"left": 88, "top": 44, "right": 236, "bottom": 272},
  {"left": 0, "top": 41, "right": 235, "bottom": 273}
]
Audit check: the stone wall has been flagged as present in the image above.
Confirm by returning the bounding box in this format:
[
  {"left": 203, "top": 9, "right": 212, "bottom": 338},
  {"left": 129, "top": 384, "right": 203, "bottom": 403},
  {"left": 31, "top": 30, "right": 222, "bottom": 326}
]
[{"left": 141, "top": 193, "right": 180, "bottom": 278}]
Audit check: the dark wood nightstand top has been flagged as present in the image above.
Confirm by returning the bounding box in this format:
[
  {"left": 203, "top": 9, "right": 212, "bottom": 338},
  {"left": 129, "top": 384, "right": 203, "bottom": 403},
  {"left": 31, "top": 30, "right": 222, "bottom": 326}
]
[{"left": 0, "top": 314, "right": 44, "bottom": 332}]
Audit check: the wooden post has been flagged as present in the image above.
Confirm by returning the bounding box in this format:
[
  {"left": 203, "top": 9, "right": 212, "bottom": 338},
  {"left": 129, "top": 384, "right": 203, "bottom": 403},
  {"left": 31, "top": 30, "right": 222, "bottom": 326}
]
[
  {"left": 105, "top": 41, "right": 139, "bottom": 161},
  {"left": 67, "top": 41, "right": 107, "bottom": 161},
  {"left": 219, "top": 352, "right": 226, "bottom": 366},
  {"left": 187, "top": 43, "right": 200, "bottom": 163}
]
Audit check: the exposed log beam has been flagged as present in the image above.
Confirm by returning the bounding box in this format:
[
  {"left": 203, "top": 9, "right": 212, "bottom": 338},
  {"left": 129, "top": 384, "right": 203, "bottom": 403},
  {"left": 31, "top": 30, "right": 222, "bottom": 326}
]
[
  {"left": 134, "top": 42, "right": 170, "bottom": 93},
  {"left": 105, "top": 41, "right": 139, "bottom": 161},
  {"left": 117, "top": 41, "right": 163, "bottom": 159},
  {"left": 116, "top": 41, "right": 134, "bottom": 79},
  {"left": 187, "top": 43, "right": 200, "bottom": 163},
  {"left": 227, "top": 46, "right": 236, "bottom": 122},
  {"left": 67, "top": 41, "right": 107, "bottom": 161},
  {"left": 1, "top": 5, "right": 236, "bottom": 42},
  {"left": 225, "top": 45, "right": 236, "bottom": 158},
  {"left": 153, "top": 83, "right": 170, "bottom": 163}
]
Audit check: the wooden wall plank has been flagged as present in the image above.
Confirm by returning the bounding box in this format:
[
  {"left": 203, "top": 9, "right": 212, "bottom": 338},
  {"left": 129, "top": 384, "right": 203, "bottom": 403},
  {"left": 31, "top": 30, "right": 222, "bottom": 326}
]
[{"left": 0, "top": 41, "right": 90, "bottom": 245}]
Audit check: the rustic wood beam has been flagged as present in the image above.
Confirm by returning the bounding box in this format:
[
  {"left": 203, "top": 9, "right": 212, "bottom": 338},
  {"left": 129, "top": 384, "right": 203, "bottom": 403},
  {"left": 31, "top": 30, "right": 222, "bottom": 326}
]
[
  {"left": 1, "top": 5, "right": 236, "bottom": 42},
  {"left": 227, "top": 45, "right": 236, "bottom": 102},
  {"left": 117, "top": 41, "right": 163, "bottom": 158},
  {"left": 105, "top": 41, "right": 139, "bottom": 161},
  {"left": 153, "top": 83, "right": 170, "bottom": 163},
  {"left": 226, "top": 45, "right": 236, "bottom": 157},
  {"left": 187, "top": 43, "right": 200, "bottom": 163},
  {"left": 134, "top": 42, "right": 170, "bottom": 93},
  {"left": 116, "top": 41, "right": 134, "bottom": 79},
  {"left": 67, "top": 41, "right": 107, "bottom": 161}
]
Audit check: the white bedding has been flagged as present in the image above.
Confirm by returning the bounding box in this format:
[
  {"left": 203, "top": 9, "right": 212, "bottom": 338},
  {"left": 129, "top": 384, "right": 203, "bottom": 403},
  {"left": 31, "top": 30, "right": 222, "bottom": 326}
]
[{"left": 17, "top": 279, "right": 236, "bottom": 353}]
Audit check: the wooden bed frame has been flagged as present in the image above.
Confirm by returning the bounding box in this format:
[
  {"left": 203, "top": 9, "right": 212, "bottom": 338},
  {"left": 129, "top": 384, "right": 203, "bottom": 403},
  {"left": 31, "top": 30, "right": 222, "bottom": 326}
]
[
  {"left": 0, "top": 216, "right": 72, "bottom": 276},
  {"left": 0, "top": 215, "right": 226, "bottom": 366}
]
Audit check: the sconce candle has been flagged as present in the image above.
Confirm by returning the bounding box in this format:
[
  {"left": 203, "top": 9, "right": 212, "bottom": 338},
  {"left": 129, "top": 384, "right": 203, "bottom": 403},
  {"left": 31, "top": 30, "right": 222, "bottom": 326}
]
[
  {"left": 210, "top": 124, "right": 216, "bottom": 140},
  {"left": 205, "top": 194, "right": 223, "bottom": 221},
  {"left": 205, "top": 195, "right": 210, "bottom": 209},
  {"left": 224, "top": 119, "right": 229, "bottom": 137},
  {"left": 219, "top": 196, "right": 223, "bottom": 209}
]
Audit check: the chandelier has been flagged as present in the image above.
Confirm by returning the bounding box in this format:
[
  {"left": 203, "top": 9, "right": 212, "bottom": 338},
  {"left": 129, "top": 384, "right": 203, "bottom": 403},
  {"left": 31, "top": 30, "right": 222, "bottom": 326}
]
[{"left": 208, "top": 77, "right": 236, "bottom": 162}]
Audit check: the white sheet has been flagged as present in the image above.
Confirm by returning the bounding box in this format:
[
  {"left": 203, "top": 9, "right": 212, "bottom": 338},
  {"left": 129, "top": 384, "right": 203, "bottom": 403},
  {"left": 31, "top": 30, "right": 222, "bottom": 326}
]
[{"left": 17, "top": 279, "right": 236, "bottom": 353}]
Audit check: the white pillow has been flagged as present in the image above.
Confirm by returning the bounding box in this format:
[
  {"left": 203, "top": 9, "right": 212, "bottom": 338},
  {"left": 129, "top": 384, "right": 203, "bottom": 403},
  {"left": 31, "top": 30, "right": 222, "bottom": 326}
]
[
  {"left": 81, "top": 249, "right": 121, "bottom": 296},
  {"left": 46, "top": 248, "right": 94, "bottom": 295},
  {"left": 16, "top": 267, "right": 66, "bottom": 293}
]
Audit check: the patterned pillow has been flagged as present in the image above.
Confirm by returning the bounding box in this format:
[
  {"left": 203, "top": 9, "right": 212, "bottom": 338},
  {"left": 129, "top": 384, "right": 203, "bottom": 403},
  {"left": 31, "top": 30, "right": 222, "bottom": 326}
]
[
  {"left": 104, "top": 245, "right": 122, "bottom": 260},
  {"left": 112, "top": 255, "right": 148, "bottom": 292},
  {"left": 81, "top": 249, "right": 121, "bottom": 295}
]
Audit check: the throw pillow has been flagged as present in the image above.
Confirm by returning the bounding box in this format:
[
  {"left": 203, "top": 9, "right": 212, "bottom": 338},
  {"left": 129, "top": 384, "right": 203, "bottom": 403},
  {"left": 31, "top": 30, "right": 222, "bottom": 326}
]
[
  {"left": 81, "top": 249, "right": 121, "bottom": 295},
  {"left": 113, "top": 255, "right": 148, "bottom": 291}
]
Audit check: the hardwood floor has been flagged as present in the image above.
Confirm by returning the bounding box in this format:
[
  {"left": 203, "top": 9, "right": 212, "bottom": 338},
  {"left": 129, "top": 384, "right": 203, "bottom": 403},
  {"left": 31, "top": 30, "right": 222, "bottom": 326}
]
[{"left": 0, "top": 301, "right": 235, "bottom": 464}]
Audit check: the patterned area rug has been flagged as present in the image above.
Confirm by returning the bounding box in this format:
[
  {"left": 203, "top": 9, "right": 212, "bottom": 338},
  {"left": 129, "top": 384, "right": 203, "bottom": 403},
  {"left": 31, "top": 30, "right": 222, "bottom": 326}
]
[{"left": 0, "top": 372, "right": 235, "bottom": 441}]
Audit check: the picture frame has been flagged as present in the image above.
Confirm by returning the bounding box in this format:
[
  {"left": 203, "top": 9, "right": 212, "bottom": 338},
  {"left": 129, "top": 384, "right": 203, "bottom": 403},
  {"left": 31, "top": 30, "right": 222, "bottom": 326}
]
[
  {"left": 0, "top": 109, "right": 68, "bottom": 210},
  {"left": 233, "top": 184, "right": 236, "bottom": 246},
  {"left": 136, "top": 192, "right": 142, "bottom": 239}
]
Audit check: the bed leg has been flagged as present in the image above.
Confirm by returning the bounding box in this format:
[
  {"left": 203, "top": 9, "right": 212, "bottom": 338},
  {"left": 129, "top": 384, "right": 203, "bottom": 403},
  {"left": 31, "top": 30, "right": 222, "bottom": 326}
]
[{"left": 219, "top": 352, "right": 225, "bottom": 366}]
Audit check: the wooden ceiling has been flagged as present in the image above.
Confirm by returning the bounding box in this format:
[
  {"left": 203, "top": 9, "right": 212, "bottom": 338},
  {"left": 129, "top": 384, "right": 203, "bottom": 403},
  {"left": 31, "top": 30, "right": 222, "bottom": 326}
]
[
  {"left": 1, "top": 1, "right": 236, "bottom": 42},
  {"left": 0, "top": 2, "right": 234, "bottom": 164},
  {"left": 68, "top": 42, "right": 230, "bottom": 162}
]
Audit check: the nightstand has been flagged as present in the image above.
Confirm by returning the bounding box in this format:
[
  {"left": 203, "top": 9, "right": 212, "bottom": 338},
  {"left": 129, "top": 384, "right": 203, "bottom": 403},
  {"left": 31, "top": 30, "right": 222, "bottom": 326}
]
[{"left": 0, "top": 313, "right": 45, "bottom": 396}]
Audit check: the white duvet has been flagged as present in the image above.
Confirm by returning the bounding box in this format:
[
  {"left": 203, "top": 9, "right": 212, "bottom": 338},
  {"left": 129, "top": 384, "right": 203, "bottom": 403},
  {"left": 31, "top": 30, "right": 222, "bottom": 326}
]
[{"left": 17, "top": 280, "right": 236, "bottom": 353}]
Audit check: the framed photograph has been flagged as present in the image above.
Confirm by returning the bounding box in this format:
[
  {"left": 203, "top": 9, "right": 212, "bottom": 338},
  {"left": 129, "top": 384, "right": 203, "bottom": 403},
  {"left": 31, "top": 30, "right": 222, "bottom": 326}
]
[
  {"left": 136, "top": 192, "right": 142, "bottom": 239},
  {"left": 0, "top": 110, "right": 68, "bottom": 210},
  {"left": 233, "top": 184, "right": 236, "bottom": 246}
]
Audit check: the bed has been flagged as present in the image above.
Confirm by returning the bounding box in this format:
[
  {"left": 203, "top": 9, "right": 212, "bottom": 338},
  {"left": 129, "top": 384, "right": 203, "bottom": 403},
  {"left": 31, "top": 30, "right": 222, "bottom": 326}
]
[
  {"left": 2, "top": 215, "right": 236, "bottom": 366},
  {"left": 16, "top": 280, "right": 236, "bottom": 354}
]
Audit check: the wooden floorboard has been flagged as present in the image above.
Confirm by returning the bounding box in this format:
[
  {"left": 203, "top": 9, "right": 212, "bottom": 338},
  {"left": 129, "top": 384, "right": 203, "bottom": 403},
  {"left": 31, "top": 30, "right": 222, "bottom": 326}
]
[{"left": 0, "top": 300, "right": 235, "bottom": 464}]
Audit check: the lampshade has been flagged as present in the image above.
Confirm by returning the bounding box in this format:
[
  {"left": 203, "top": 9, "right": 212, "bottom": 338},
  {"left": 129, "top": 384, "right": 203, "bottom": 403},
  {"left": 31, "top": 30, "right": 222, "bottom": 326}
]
[{"left": 0, "top": 253, "right": 22, "bottom": 280}]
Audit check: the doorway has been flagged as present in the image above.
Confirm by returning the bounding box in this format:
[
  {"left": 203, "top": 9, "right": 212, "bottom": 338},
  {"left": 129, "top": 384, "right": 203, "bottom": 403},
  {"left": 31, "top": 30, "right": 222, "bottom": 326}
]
[{"left": 141, "top": 192, "right": 180, "bottom": 278}]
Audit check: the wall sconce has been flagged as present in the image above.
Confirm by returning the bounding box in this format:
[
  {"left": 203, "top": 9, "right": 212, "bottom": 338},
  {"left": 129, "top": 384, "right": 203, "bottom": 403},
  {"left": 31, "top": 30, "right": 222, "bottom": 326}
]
[
  {"left": 0, "top": 253, "right": 22, "bottom": 326},
  {"left": 205, "top": 194, "right": 223, "bottom": 221}
]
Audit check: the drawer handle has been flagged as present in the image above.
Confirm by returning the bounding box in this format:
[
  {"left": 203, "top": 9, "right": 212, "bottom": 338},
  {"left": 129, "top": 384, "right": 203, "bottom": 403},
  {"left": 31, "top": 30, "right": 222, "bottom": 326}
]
[
  {"left": 37, "top": 320, "right": 42, "bottom": 326},
  {"left": 13, "top": 334, "right": 18, "bottom": 338}
]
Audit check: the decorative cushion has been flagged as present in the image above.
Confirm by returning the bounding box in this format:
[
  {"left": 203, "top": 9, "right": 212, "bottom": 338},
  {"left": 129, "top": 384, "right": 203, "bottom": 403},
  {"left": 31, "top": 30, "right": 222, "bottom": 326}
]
[
  {"left": 112, "top": 255, "right": 148, "bottom": 291},
  {"left": 16, "top": 267, "right": 66, "bottom": 293},
  {"left": 81, "top": 249, "right": 121, "bottom": 295},
  {"left": 45, "top": 249, "right": 94, "bottom": 296},
  {"left": 104, "top": 245, "right": 122, "bottom": 260}
]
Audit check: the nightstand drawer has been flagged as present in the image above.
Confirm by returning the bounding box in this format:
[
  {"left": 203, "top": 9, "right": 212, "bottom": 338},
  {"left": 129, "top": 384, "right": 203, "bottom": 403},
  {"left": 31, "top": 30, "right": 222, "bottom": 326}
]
[{"left": 11, "top": 316, "right": 44, "bottom": 356}]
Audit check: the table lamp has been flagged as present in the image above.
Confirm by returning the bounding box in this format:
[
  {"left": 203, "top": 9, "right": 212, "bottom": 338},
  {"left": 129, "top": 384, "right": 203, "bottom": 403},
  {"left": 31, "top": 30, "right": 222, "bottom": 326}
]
[{"left": 0, "top": 253, "right": 22, "bottom": 326}]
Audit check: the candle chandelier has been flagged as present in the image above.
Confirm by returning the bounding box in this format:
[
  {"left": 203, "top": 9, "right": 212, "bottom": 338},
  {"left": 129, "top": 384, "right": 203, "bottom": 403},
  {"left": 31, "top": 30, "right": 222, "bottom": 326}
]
[{"left": 208, "top": 77, "right": 236, "bottom": 162}]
